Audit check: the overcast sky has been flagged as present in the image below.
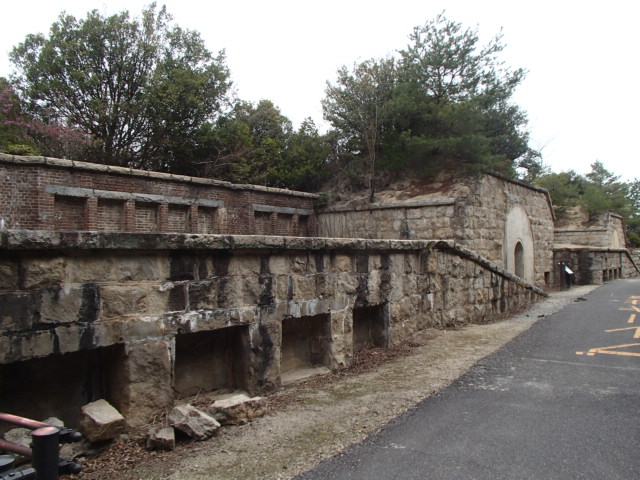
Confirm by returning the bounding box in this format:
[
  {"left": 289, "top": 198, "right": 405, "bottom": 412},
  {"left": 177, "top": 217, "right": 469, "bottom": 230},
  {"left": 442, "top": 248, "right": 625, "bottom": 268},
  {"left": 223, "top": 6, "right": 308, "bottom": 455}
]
[{"left": 1, "top": 0, "right": 638, "bottom": 181}]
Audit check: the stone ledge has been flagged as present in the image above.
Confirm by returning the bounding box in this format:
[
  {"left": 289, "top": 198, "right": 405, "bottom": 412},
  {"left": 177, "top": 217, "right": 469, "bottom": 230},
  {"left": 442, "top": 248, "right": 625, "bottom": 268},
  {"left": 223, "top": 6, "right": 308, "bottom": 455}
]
[
  {"left": 321, "top": 198, "right": 456, "bottom": 213},
  {"left": 1, "top": 230, "right": 547, "bottom": 295},
  {"left": 44, "top": 185, "right": 225, "bottom": 208}
]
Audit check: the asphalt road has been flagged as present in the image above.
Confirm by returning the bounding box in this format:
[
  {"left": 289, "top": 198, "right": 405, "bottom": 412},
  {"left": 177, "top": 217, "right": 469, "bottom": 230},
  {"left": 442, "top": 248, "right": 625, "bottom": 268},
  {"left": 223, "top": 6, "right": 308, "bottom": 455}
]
[{"left": 297, "top": 279, "right": 640, "bottom": 480}]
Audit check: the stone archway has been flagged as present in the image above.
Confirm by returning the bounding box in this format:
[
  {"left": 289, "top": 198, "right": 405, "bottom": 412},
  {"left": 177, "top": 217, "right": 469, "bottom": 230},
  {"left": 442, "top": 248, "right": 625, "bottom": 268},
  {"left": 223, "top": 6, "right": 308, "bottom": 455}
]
[{"left": 503, "top": 205, "right": 535, "bottom": 283}]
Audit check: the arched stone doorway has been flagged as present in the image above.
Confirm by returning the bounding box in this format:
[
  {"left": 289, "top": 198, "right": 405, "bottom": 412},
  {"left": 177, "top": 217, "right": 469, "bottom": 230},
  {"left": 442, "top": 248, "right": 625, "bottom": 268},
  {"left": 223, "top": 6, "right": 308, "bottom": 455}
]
[{"left": 503, "top": 205, "right": 535, "bottom": 283}]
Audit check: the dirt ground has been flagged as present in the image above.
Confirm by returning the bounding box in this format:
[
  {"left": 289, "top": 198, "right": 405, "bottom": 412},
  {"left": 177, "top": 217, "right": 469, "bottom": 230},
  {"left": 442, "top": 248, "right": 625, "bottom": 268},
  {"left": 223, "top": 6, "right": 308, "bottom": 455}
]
[{"left": 70, "top": 285, "right": 598, "bottom": 480}]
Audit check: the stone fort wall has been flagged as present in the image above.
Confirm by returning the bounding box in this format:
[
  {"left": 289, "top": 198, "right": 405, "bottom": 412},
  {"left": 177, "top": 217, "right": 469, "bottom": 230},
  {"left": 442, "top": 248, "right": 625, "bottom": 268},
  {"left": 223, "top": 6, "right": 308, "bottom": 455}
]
[
  {"left": 318, "top": 173, "right": 555, "bottom": 287},
  {"left": 0, "top": 231, "right": 545, "bottom": 427}
]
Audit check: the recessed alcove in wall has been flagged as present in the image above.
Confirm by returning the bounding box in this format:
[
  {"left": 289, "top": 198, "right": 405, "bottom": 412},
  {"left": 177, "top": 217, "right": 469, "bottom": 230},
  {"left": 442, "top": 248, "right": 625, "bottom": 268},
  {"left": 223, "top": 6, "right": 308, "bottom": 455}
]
[
  {"left": 97, "top": 198, "right": 125, "bottom": 230},
  {"left": 173, "top": 326, "right": 250, "bottom": 398},
  {"left": 53, "top": 196, "right": 86, "bottom": 230},
  {"left": 0, "top": 344, "right": 124, "bottom": 430},
  {"left": 134, "top": 202, "right": 158, "bottom": 232},
  {"left": 280, "top": 314, "right": 331, "bottom": 384},
  {"left": 352, "top": 304, "right": 388, "bottom": 352}
]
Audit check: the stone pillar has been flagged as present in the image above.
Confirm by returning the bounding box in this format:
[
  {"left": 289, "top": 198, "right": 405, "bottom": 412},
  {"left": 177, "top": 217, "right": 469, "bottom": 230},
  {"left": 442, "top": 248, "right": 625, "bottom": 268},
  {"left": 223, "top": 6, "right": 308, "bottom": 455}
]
[
  {"left": 114, "top": 339, "right": 174, "bottom": 427},
  {"left": 329, "top": 307, "right": 353, "bottom": 369},
  {"left": 247, "top": 320, "right": 280, "bottom": 394}
]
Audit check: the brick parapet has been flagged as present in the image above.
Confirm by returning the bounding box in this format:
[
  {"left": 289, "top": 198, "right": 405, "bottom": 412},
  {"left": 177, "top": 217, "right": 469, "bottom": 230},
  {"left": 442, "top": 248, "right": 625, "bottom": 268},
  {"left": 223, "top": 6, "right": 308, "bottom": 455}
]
[{"left": 0, "top": 153, "right": 318, "bottom": 236}]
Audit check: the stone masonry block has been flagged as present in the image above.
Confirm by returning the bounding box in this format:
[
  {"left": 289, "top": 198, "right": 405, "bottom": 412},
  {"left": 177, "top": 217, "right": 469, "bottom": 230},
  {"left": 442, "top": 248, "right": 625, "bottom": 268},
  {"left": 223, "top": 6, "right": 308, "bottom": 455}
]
[
  {"left": 21, "top": 257, "right": 67, "bottom": 289},
  {"left": 115, "top": 255, "right": 167, "bottom": 282},
  {"left": 0, "top": 261, "right": 19, "bottom": 289},
  {"left": 67, "top": 257, "right": 115, "bottom": 283},
  {"left": 0, "top": 293, "right": 39, "bottom": 331},
  {"left": 40, "top": 287, "right": 84, "bottom": 324},
  {"left": 101, "top": 285, "right": 148, "bottom": 318}
]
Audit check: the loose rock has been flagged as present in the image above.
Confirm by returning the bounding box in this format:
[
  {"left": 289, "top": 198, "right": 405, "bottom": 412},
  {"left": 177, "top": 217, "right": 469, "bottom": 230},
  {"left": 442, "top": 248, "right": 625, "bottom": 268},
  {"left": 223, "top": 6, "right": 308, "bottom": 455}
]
[
  {"left": 3, "top": 428, "right": 31, "bottom": 449},
  {"left": 208, "top": 393, "right": 267, "bottom": 426},
  {"left": 168, "top": 404, "right": 219, "bottom": 440},
  {"left": 146, "top": 426, "right": 175, "bottom": 451},
  {"left": 78, "top": 399, "right": 126, "bottom": 443}
]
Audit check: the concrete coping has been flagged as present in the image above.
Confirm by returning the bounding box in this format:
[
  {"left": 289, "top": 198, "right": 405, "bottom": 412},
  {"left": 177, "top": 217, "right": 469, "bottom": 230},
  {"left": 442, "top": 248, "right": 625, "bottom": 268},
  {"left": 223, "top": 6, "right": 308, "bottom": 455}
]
[
  {"left": 253, "top": 204, "right": 314, "bottom": 216},
  {"left": 554, "top": 228, "right": 609, "bottom": 233},
  {"left": 0, "top": 153, "right": 319, "bottom": 199},
  {"left": 553, "top": 245, "right": 630, "bottom": 252},
  {"left": 45, "top": 185, "right": 224, "bottom": 208},
  {"left": 320, "top": 198, "right": 457, "bottom": 213},
  {"left": 553, "top": 244, "right": 640, "bottom": 275},
  {"left": 1, "top": 230, "right": 548, "bottom": 297}
]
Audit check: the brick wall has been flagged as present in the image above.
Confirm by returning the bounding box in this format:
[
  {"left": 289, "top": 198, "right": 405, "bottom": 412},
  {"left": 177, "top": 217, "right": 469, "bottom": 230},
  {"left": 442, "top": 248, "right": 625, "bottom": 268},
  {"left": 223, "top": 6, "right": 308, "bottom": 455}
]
[{"left": 0, "top": 154, "right": 317, "bottom": 236}]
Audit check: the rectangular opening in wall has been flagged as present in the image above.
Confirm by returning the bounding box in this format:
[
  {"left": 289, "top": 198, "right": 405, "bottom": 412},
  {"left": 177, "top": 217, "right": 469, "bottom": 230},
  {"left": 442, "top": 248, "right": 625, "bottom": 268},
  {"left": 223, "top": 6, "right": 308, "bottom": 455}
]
[
  {"left": 197, "top": 207, "right": 218, "bottom": 234},
  {"left": 97, "top": 199, "right": 124, "bottom": 231},
  {"left": 544, "top": 272, "right": 550, "bottom": 286},
  {"left": 254, "top": 211, "right": 271, "bottom": 235},
  {"left": 0, "top": 344, "right": 124, "bottom": 430},
  {"left": 173, "top": 326, "right": 250, "bottom": 398},
  {"left": 353, "top": 304, "right": 388, "bottom": 352},
  {"left": 134, "top": 202, "right": 158, "bottom": 232},
  {"left": 53, "top": 196, "right": 86, "bottom": 230},
  {"left": 167, "top": 204, "right": 190, "bottom": 233},
  {"left": 281, "top": 314, "right": 331, "bottom": 384}
]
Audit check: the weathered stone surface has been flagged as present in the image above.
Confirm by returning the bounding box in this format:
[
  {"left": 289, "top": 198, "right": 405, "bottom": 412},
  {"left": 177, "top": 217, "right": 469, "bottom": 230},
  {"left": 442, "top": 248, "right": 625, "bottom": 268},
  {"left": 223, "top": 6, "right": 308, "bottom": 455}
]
[
  {"left": 113, "top": 340, "right": 174, "bottom": 428},
  {"left": 39, "top": 287, "right": 84, "bottom": 324},
  {"left": 101, "top": 285, "right": 148, "bottom": 318},
  {"left": 0, "top": 293, "right": 39, "bottom": 331},
  {"left": 43, "top": 417, "right": 64, "bottom": 427},
  {"left": 208, "top": 393, "right": 267, "bottom": 426},
  {"left": 168, "top": 404, "right": 220, "bottom": 440},
  {"left": 146, "top": 426, "right": 175, "bottom": 451},
  {"left": 0, "top": 261, "right": 18, "bottom": 289},
  {"left": 78, "top": 399, "right": 126, "bottom": 443},
  {"left": 20, "top": 257, "right": 66, "bottom": 288}
]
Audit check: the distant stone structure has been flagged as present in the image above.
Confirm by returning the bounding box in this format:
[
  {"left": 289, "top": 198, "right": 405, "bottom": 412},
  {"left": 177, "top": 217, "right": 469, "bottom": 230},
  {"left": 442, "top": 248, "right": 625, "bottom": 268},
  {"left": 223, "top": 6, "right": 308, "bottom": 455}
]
[
  {"left": 0, "top": 153, "right": 635, "bottom": 429},
  {"left": 553, "top": 207, "right": 639, "bottom": 286},
  {"left": 318, "top": 173, "right": 555, "bottom": 287}
]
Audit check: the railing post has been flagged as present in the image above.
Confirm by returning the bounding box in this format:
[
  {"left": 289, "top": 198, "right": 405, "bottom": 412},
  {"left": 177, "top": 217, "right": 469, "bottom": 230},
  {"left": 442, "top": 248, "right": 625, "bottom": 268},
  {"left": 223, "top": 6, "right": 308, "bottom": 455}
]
[{"left": 31, "top": 427, "right": 60, "bottom": 480}]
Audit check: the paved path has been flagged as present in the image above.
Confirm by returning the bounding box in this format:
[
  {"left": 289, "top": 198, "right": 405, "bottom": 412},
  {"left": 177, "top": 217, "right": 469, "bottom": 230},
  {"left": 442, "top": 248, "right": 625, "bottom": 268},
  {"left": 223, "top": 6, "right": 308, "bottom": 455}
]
[{"left": 297, "top": 279, "right": 640, "bottom": 479}]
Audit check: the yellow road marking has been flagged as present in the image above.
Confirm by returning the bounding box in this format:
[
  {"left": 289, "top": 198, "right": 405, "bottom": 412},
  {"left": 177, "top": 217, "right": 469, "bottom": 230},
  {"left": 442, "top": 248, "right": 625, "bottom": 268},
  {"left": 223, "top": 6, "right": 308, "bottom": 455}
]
[
  {"left": 619, "top": 306, "right": 640, "bottom": 313},
  {"left": 582, "top": 343, "right": 640, "bottom": 358},
  {"left": 606, "top": 327, "right": 640, "bottom": 338},
  {"left": 628, "top": 314, "right": 637, "bottom": 324},
  {"left": 588, "top": 349, "right": 640, "bottom": 358}
]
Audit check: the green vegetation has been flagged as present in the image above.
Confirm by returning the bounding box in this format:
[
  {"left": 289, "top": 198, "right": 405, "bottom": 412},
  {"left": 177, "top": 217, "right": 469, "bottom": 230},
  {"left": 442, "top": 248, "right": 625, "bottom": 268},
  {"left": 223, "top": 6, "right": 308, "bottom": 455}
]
[
  {"left": 1, "top": 6, "right": 538, "bottom": 191},
  {"left": 322, "top": 14, "right": 540, "bottom": 199},
  {"left": 536, "top": 161, "right": 640, "bottom": 247}
]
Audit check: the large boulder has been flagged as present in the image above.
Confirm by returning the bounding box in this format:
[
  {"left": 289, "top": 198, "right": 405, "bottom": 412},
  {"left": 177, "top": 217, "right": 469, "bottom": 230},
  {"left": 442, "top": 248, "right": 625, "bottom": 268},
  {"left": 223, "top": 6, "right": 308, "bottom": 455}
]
[
  {"left": 78, "top": 399, "right": 126, "bottom": 443},
  {"left": 168, "top": 404, "right": 219, "bottom": 441}
]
